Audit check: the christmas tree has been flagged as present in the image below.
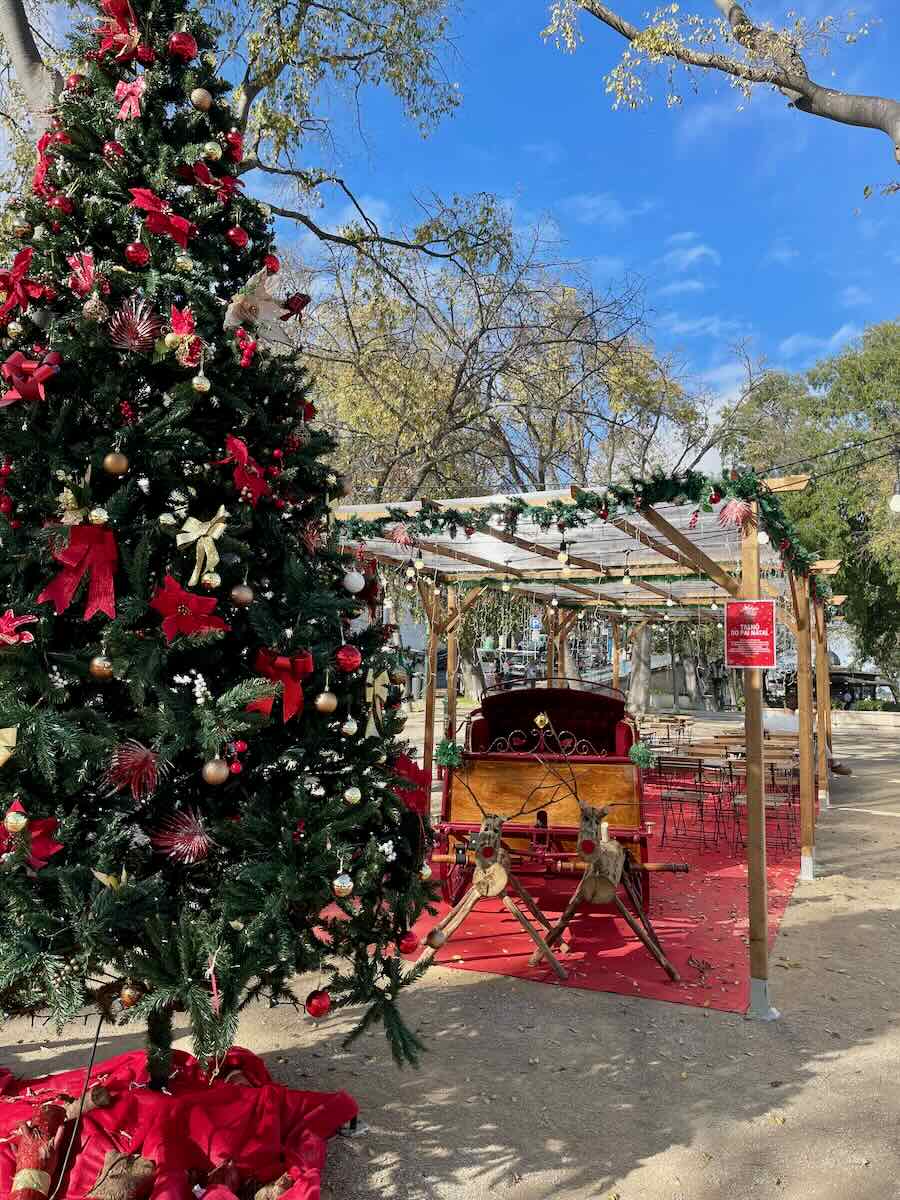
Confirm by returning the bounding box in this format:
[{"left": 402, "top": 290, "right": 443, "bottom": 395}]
[{"left": 0, "top": 0, "right": 433, "bottom": 1082}]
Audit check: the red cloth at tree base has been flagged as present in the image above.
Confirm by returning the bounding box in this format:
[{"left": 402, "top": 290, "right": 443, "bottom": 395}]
[{"left": 0, "top": 1047, "right": 357, "bottom": 1200}]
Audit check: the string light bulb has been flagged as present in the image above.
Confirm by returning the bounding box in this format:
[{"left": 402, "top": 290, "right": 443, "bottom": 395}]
[
  {"left": 710, "top": 601, "right": 718, "bottom": 611},
  {"left": 557, "top": 540, "right": 570, "bottom": 565},
  {"left": 413, "top": 550, "right": 425, "bottom": 571},
  {"left": 666, "top": 596, "right": 675, "bottom": 607},
  {"left": 757, "top": 529, "right": 770, "bottom": 545},
  {"left": 405, "top": 561, "right": 416, "bottom": 579},
  {"left": 550, "top": 594, "right": 559, "bottom": 608}
]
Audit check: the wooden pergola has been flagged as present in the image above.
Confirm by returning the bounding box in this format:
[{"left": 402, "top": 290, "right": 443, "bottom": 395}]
[{"left": 336, "top": 478, "right": 840, "bottom": 1020}]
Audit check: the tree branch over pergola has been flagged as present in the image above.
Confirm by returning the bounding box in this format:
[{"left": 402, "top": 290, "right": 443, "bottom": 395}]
[{"left": 545, "top": 0, "right": 900, "bottom": 164}]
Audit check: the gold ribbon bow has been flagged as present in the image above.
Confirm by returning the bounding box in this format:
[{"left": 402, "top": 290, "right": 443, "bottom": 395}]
[
  {"left": 177, "top": 506, "right": 228, "bottom": 586},
  {"left": 0, "top": 725, "right": 16, "bottom": 768}
]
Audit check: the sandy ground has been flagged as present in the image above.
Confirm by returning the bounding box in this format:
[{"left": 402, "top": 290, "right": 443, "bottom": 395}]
[{"left": 4, "top": 723, "right": 900, "bottom": 1199}]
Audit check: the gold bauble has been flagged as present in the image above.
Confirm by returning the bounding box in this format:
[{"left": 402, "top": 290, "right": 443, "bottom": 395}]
[
  {"left": 83, "top": 294, "right": 109, "bottom": 322},
  {"left": 190, "top": 87, "right": 213, "bottom": 111},
  {"left": 343, "top": 785, "right": 362, "bottom": 806},
  {"left": 3, "top": 809, "right": 27, "bottom": 834},
  {"left": 201, "top": 572, "right": 221, "bottom": 590},
  {"left": 192, "top": 373, "right": 211, "bottom": 394},
  {"left": 203, "top": 141, "right": 223, "bottom": 161},
  {"left": 425, "top": 927, "right": 446, "bottom": 950},
  {"left": 102, "top": 451, "right": 129, "bottom": 477},
  {"left": 6, "top": 321, "right": 23, "bottom": 339},
  {"left": 420, "top": 862, "right": 433, "bottom": 882},
  {"left": 332, "top": 872, "right": 354, "bottom": 898},
  {"left": 202, "top": 758, "right": 230, "bottom": 785},
  {"left": 314, "top": 690, "right": 338, "bottom": 714},
  {"left": 175, "top": 255, "right": 194, "bottom": 274},
  {"left": 119, "top": 982, "right": 143, "bottom": 1009},
  {"left": 88, "top": 655, "right": 114, "bottom": 681},
  {"left": 229, "top": 583, "right": 254, "bottom": 607},
  {"left": 12, "top": 222, "right": 33, "bottom": 239},
  {"left": 164, "top": 331, "right": 181, "bottom": 349}
]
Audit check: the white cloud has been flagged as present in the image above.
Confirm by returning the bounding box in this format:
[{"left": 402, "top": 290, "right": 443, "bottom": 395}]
[
  {"left": 676, "top": 99, "right": 744, "bottom": 146},
  {"left": 778, "top": 322, "right": 862, "bottom": 361},
  {"left": 334, "top": 194, "right": 392, "bottom": 229},
  {"left": 560, "top": 191, "right": 655, "bottom": 228},
  {"left": 666, "top": 231, "right": 698, "bottom": 246},
  {"left": 840, "top": 284, "right": 872, "bottom": 308},
  {"left": 523, "top": 140, "right": 564, "bottom": 166},
  {"left": 657, "top": 279, "right": 707, "bottom": 297},
  {"left": 661, "top": 312, "right": 744, "bottom": 339},
  {"left": 766, "top": 239, "right": 800, "bottom": 266},
  {"left": 661, "top": 243, "right": 722, "bottom": 272}
]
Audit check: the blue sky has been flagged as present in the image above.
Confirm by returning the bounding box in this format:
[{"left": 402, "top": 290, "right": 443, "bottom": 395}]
[{"left": 278, "top": 0, "right": 899, "bottom": 410}]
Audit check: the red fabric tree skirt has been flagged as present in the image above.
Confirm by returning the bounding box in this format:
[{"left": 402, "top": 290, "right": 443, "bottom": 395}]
[{"left": 0, "top": 1047, "right": 357, "bottom": 1200}]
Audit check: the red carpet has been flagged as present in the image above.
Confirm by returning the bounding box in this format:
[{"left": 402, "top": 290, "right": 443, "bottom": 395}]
[{"left": 416, "top": 796, "right": 800, "bottom": 1013}]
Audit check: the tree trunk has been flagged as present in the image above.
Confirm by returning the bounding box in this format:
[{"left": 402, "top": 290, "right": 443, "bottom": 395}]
[
  {"left": 146, "top": 1007, "right": 174, "bottom": 1090},
  {"left": 460, "top": 646, "right": 485, "bottom": 701},
  {"left": 0, "top": 0, "right": 61, "bottom": 130},
  {"left": 626, "top": 622, "right": 652, "bottom": 715}
]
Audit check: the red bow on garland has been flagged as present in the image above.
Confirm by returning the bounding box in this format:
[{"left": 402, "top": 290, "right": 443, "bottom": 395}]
[
  {"left": 130, "top": 188, "right": 196, "bottom": 247},
  {"left": 97, "top": 0, "right": 140, "bottom": 60},
  {"left": 115, "top": 77, "right": 146, "bottom": 119},
  {"left": 0, "top": 249, "right": 46, "bottom": 321},
  {"left": 0, "top": 349, "right": 62, "bottom": 406},
  {"left": 66, "top": 252, "right": 98, "bottom": 297},
  {"left": 247, "top": 648, "right": 314, "bottom": 722},
  {"left": 216, "top": 433, "right": 269, "bottom": 506},
  {"left": 179, "top": 160, "right": 244, "bottom": 204},
  {"left": 37, "top": 525, "right": 118, "bottom": 620},
  {"left": 280, "top": 293, "right": 311, "bottom": 321}
]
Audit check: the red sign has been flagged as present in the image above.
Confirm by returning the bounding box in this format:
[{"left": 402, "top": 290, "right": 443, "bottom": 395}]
[{"left": 724, "top": 599, "right": 777, "bottom": 669}]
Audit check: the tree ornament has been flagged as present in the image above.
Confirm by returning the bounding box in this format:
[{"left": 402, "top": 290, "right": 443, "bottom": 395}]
[
  {"left": 201, "top": 572, "right": 221, "bottom": 590},
  {"left": 388, "top": 667, "right": 407, "bottom": 686},
  {"left": 305, "top": 988, "right": 331, "bottom": 1018},
  {"left": 103, "top": 740, "right": 164, "bottom": 802},
  {"left": 341, "top": 717, "right": 358, "bottom": 736},
  {"left": 124, "top": 242, "right": 150, "bottom": 267},
  {"left": 102, "top": 451, "right": 129, "bottom": 476},
  {"left": 150, "top": 575, "right": 230, "bottom": 641},
  {"left": 264, "top": 253, "right": 280, "bottom": 274},
  {"left": 102, "top": 140, "right": 125, "bottom": 162},
  {"left": 6, "top": 321, "right": 22, "bottom": 339},
  {"left": 109, "top": 298, "right": 162, "bottom": 352},
  {"left": 48, "top": 194, "right": 73, "bottom": 216},
  {"left": 119, "top": 982, "right": 143, "bottom": 1008},
  {"left": 89, "top": 655, "right": 114, "bottom": 681},
  {"left": 425, "top": 927, "right": 446, "bottom": 949},
  {"left": 152, "top": 809, "right": 213, "bottom": 862},
  {"left": 203, "top": 141, "right": 223, "bottom": 162},
  {"left": 335, "top": 644, "right": 362, "bottom": 672},
  {"left": 174, "top": 255, "right": 194, "bottom": 273},
  {"left": 164, "top": 331, "right": 180, "bottom": 349},
  {"left": 201, "top": 758, "right": 229, "bottom": 785},
  {"left": 332, "top": 872, "right": 353, "bottom": 898},
  {"left": 226, "top": 225, "right": 249, "bottom": 249},
  {"left": 398, "top": 931, "right": 419, "bottom": 955},
  {"left": 190, "top": 87, "right": 213, "bottom": 111},
  {"left": 167, "top": 31, "right": 198, "bottom": 60},
  {"left": 4, "top": 807, "right": 28, "bottom": 834},
  {"left": 12, "top": 220, "right": 33, "bottom": 239},
  {"left": 343, "top": 785, "right": 362, "bottom": 806},
  {"left": 229, "top": 583, "right": 254, "bottom": 607},
  {"left": 314, "top": 690, "right": 338, "bottom": 714},
  {"left": 136, "top": 43, "right": 155, "bottom": 63},
  {"left": 192, "top": 373, "right": 211, "bottom": 393},
  {"left": 708, "top": 488, "right": 722, "bottom": 504},
  {"left": 83, "top": 294, "right": 109, "bottom": 322},
  {"left": 229, "top": 760, "right": 242, "bottom": 775},
  {"left": 420, "top": 862, "right": 433, "bottom": 882},
  {"left": 342, "top": 567, "right": 365, "bottom": 594},
  {"left": 64, "top": 72, "right": 87, "bottom": 91}
]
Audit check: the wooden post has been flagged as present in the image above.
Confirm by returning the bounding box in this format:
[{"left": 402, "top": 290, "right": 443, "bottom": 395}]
[
  {"left": 611, "top": 618, "right": 621, "bottom": 691},
  {"left": 545, "top": 606, "right": 557, "bottom": 682},
  {"left": 742, "top": 505, "right": 777, "bottom": 1020},
  {"left": 813, "top": 592, "right": 831, "bottom": 810},
  {"left": 445, "top": 585, "right": 459, "bottom": 739},
  {"left": 420, "top": 583, "right": 443, "bottom": 782},
  {"left": 790, "top": 572, "right": 816, "bottom": 881}
]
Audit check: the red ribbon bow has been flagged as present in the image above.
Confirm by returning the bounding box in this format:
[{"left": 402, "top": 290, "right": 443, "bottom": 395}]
[
  {"left": 66, "top": 252, "right": 96, "bottom": 297},
  {"left": 37, "top": 525, "right": 118, "bottom": 620},
  {"left": 180, "top": 160, "right": 244, "bottom": 204},
  {"left": 247, "top": 648, "right": 314, "bottom": 721},
  {"left": 216, "top": 433, "right": 269, "bottom": 505},
  {"left": 97, "top": 0, "right": 140, "bottom": 60},
  {"left": 130, "top": 188, "right": 196, "bottom": 247},
  {"left": 280, "top": 293, "right": 312, "bottom": 321},
  {"left": 0, "top": 249, "right": 45, "bottom": 321},
  {"left": 0, "top": 349, "right": 61, "bottom": 406},
  {"left": 115, "top": 77, "right": 146, "bottom": 119}
]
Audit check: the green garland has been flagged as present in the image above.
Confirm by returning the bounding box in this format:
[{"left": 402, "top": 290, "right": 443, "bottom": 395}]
[
  {"left": 435, "top": 738, "right": 463, "bottom": 767},
  {"left": 629, "top": 741, "right": 657, "bottom": 769},
  {"left": 341, "top": 469, "right": 821, "bottom": 578}
]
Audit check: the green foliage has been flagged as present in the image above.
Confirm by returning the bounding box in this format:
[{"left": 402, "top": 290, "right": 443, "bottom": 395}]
[
  {"left": 0, "top": 0, "right": 433, "bottom": 1077},
  {"left": 628, "top": 740, "right": 656, "bottom": 769},
  {"left": 435, "top": 738, "right": 462, "bottom": 767}
]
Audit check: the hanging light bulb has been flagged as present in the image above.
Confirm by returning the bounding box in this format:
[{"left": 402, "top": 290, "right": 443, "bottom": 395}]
[
  {"left": 717, "top": 620, "right": 724, "bottom": 629},
  {"left": 404, "top": 580, "right": 415, "bottom": 593},
  {"left": 550, "top": 594, "right": 559, "bottom": 608},
  {"left": 757, "top": 529, "right": 770, "bottom": 546},
  {"left": 666, "top": 595, "right": 675, "bottom": 607},
  {"left": 414, "top": 550, "right": 425, "bottom": 571},
  {"left": 621, "top": 552, "right": 632, "bottom": 588},
  {"left": 664, "top": 612, "right": 671, "bottom": 622},
  {"left": 710, "top": 601, "right": 718, "bottom": 611},
  {"left": 501, "top": 578, "right": 511, "bottom": 593},
  {"left": 405, "top": 561, "right": 416, "bottom": 579},
  {"left": 557, "top": 540, "right": 570, "bottom": 565}
]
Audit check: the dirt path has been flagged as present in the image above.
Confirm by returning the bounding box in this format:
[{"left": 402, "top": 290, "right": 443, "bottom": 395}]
[{"left": 4, "top": 727, "right": 899, "bottom": 1199}]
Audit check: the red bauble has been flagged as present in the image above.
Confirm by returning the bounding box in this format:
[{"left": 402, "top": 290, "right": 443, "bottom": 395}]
[
  {"left": 264, "top": 253, "right": 280, "bottom": 274},
  {"left": 65, "top": 72, "right": 86, "bottom": 91},
  {"left": 167, "top": 31, "right": 198, "bottom": 60},
  {"left": 305, "top": 989, "right": 331, "bottom": 1019},
  {"left": 335, "top": 644, "right": 363, "bottom": 672},
  {"left": 124, "top": 242, "right": 150, "bottom": 267},
  {"left": 47, "top": 195, "right": 73, "bottom": 215},
  {"left": 709, "top": 489, "right": 722, "bottom": 504},
  {"left": 41, "top": 286, "right": 57, "bottom": 302},
  {"left": 0, "top": 496, "right": 13, "bottom": 515},
  {"left": 229, "top": 761, "right": 243, "bottom": 775},
  {"left": 398, "top": 931, "right": 420, "bottom": 955},
  {"left": 226, "top": 226, "right": 249, "bottom": 249},
  {"left": 233, "top": 739, "right": 248, "bottom": 753},
  {"left": 103, "top": 140, "right": 125, "bottom": 161},
  {"left": 136, "top": 43, "right": 156, "bottom": 63},
  {"left": 273, "top": 498, "right": 286, "bottom": 510}
]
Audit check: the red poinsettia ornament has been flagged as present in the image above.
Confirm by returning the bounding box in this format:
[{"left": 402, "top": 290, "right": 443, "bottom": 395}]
[
  {"left": 0, "top": 800, "right": 63, "bottom": 871},
  {"left": 150, "top": 576, "right": 230, "bottom": 642},
  {"left": 216, "top": 434, "right": 270, "bottom": 506}
]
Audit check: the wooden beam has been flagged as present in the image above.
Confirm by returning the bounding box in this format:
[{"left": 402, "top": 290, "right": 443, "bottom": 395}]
[
  {"left": 418, "top": 581, "right": 444, "bottom": 781},
  {"left": 741, "top": 501, "right": 773, "bottom": 1019},
  {"left": 762, "top": 475, "right": 810, "bottom": 493},
  {"left": 640, "top": 505, "right": 742, "bottom": 597},
  {"left": 413, "top": 536, "right": 527, "bottom": 579},
  {"left": 611, "top": 618, "right": 621, "bottom": 691},
  {"left": 445, "top": 585, "right": 459, "bottom": 740},
  {"left": 437, "top": 585, "right": 486, "bottom": 637},
  {"left": 830, "top": 594, "right": 847, "bottom": 606},
  {"left": 790, "top": 572, "right": 816, "bottom": 881},
  {"left": 811, "top": 559, "right": 842, "bottom": 576}
]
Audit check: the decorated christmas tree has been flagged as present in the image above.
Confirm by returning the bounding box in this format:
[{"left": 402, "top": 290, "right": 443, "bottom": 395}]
[{"left": 0, "top": 0, "right": 433, "bottom": 1083}]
